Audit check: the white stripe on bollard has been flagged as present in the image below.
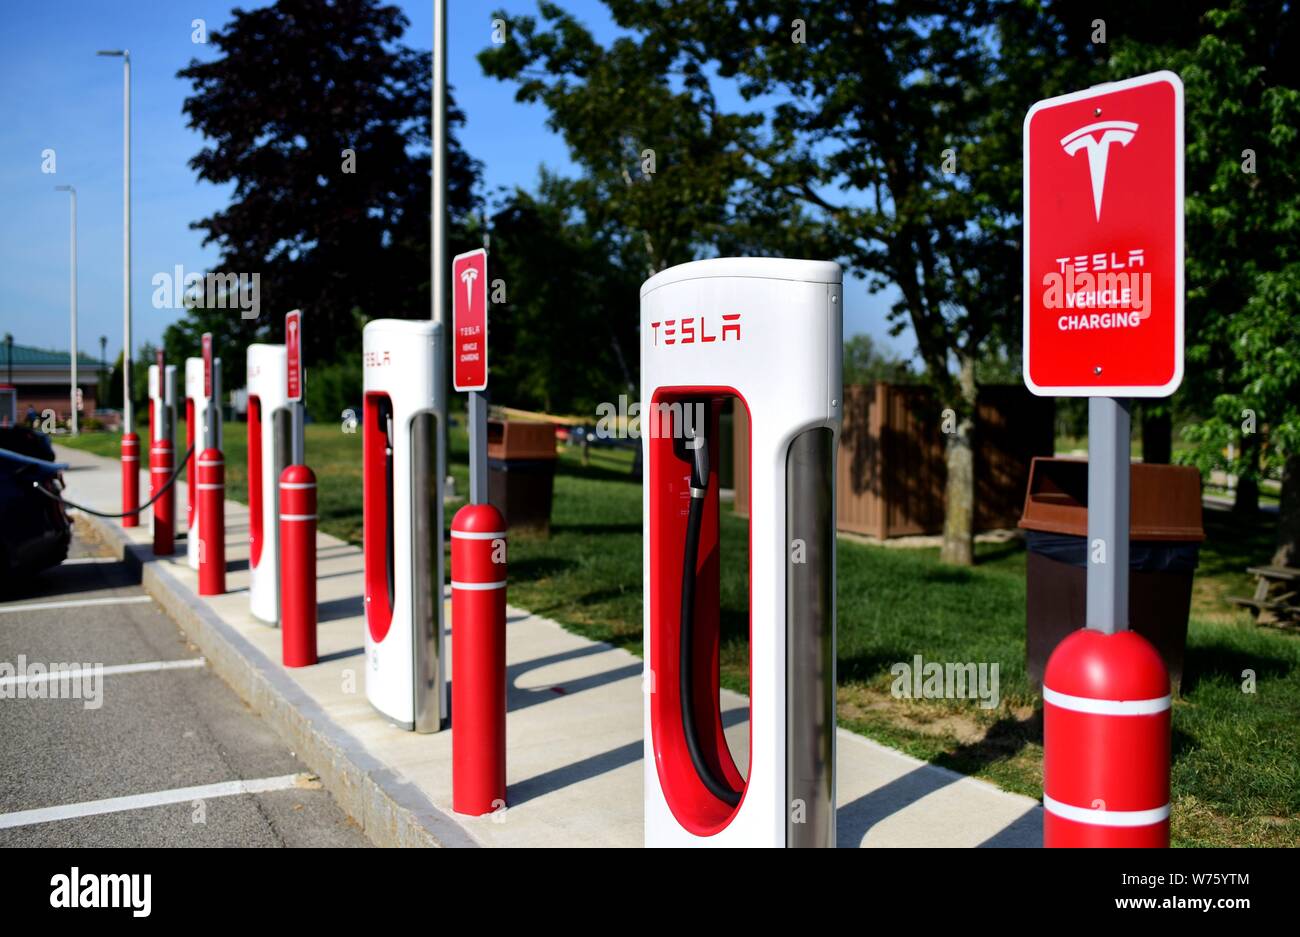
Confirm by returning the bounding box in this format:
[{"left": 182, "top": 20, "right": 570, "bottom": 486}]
[
  {"left": 1042, "top": 685, "right": 1171, "bottom": 716},
  {"left": 451, "top": 579, "right": 508, "bottom": 591},
  {"left": 1042, "top": 793, "right": 1170, "bottom": 827}
]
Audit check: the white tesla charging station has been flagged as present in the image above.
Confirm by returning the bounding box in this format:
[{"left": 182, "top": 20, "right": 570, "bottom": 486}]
[
  {"left": 247, "top": 343, "right": 295, "bottom": 624},
  {"left": 147, "top": 362, "right": 178, "bottom": 447},
  {"left": 362, "top": 319, "right": 446, "bottom": 732},
  {"left": 640, "top": 257, "right": 842, "bottom": 847},
  {"left": 185, "top": 356, "right": 222, "bottom": 570}
]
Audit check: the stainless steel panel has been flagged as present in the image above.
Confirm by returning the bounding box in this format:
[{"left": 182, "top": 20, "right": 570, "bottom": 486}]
[
  {"left": 786, "top": 427, "right": 836, "bottom": 847},
  {"left": 411, "top": 411, "right": 444, "bottom": 733},
  {"left": 271, "top": 406, "right": 293, "bottom": 626}
]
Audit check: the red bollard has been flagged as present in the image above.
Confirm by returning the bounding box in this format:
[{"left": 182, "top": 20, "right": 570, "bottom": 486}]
[
  {"left": 197, "top": 448, "right": 226, "bottom": 596},
  {"left": 279, "top": 465, "right": 318, "bottom": 667},
  {"left": 150, "top": 439, "right": 174, "bottom": 556},
  {"left": 451, "top": 503, "right": 508, "bottom": 816},
  {"left": 1043, "top": 628, "right": 1171, "bottom": 847},
  {"left": 121, "top": 433, "right": 140, "bottom": 528}
]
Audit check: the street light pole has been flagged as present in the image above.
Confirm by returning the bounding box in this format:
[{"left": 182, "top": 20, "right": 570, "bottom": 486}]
[
  {"left": 99, "top": 49, "right": 136, "bottom": 522},
  {"left": 100, "top": 335, "right": 107, "bottom": 406},
  {"left": 98, "top": 50, "right": 131, "bottom": 435},
  {"left": 55, "top": 185, "right": 78, "bottom": 435},
  {"left": 432, "top": 0, "right": 448, "bottom": 485}
]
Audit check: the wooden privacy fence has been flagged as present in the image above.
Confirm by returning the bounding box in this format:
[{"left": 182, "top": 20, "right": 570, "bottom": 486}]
[{"left": 732, "top": 382, "right": 1055, "bottom": 538}]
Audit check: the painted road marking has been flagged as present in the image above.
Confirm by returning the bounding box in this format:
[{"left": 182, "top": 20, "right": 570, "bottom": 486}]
[
  {"left": 0, "top": 595, "right": 153, "bottom": 615},
  {"left": 0, "top": 658, "right": 205, "bottom": 688},
  {"left": 0, "top": 773, "right": 318, "bottom": 830}
]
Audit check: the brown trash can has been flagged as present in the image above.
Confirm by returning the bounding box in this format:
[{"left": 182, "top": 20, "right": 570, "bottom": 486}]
[
  {"left": 487, "top": 419, "right": 557, "bottom": 536},
  {"left": 1019, "top": 457, "right": 1205, "bottom": 692}
]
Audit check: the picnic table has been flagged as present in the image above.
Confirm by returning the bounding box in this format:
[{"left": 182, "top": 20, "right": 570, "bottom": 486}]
[{"left": 1229, "top": 565, "right": 1300, "bottom": 626}]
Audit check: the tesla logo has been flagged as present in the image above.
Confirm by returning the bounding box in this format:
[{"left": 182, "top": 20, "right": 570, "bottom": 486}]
[
  {"left": 460, "top": 267, "right": 479, "bottom": 307},
  {"left": 1061, "top": 120, "right": 1138, "bottom": 221},
  {"left": 650, "top": 314, "right": 741, "bottom": 346}
]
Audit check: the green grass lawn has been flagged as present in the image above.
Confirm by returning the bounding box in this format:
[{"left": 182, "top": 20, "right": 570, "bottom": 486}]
[{"left": 61, "top": 423, "right": 1299, "bottom": 846}]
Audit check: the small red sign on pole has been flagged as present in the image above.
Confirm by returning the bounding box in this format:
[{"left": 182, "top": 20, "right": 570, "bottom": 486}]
[
  {"left": 286, "top": 309, "right": 303, "bottom": 402},
  {"left": 1023, "top": 71, "right": 1184, "bottom": 397},
  {"left": 201, "top": 332, "right": 213, "bottom": 399},
  {"left": 452, "top": 249, "right": 488, "bottom": 392}
]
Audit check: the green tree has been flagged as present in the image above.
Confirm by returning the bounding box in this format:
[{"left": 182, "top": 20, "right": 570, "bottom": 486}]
[
  {"left": 842, "top": 334, "right": 914, "bottom": 387},
  {"left": 595, "top": 1, "right": 1027, "bottom": 563},
  {"left": 485, "top": 174, "right": 643, "bottom": 413},
  {"left": 479, "top": 2, "right": 824, "bottom": 283},
  {"left": 170, "top": 0, "right": 480, "bottom": 387},
  {"left": 1106, "top": 1, "right": 1300, "bottom": 558}
]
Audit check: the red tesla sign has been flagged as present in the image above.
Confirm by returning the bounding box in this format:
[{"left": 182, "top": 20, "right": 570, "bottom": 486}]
[
  {"left": 1023, "top": 71, "right": 1184, "bottom": 396},
  {"left": 286, "top": 309, "right": 302, "bottom": 402},
  {"left": 452, "top": 248, "right": 488, "bottom": 392}
]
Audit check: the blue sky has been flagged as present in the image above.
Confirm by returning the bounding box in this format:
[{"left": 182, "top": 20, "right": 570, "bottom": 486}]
[{"left": 0, "top": 0, "right": 911, "bottom": 368}]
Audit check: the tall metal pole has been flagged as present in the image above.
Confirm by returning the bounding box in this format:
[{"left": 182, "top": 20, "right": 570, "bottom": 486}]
[
  {"left": 432, "top": 1, "right": 448, "bottom": 476},
  {"left": 98, "top": 50, "right": 131, "bottom": 435},
  {"left": 1086, "top": 397, "right": 1131, "bottom": 633},
  {"left": 56, "top": 186, "right": 78, "bottom": 435},
  {"left": 123, "top": 52, "right": 132, "bottom": 436}
]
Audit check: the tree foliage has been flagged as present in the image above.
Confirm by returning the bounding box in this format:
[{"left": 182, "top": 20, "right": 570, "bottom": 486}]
[{"left": 169, "top": 0, "right": 480, "bottom": 386}]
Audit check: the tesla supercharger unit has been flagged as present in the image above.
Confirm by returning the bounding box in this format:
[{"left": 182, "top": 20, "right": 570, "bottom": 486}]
[
  {"left": 362, "top": 319, "right": 446, "bottom": 733},
  {"left": 641, "top": 257, "right": 842, "bottom": 847},
  {"left": 185, "top": 356, "right": 222, "bottom": 570},
  {"left": 147, "top": 363, "right": 178, "bottom": 448},
  {"left": 147, "top": 363, "right": 178, "bottom": 531},
  {"left": 247, "top": 344, "right": 295, "bottom": 625}
]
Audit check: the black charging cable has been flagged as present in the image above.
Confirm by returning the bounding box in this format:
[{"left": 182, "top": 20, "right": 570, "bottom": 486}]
[
  {"left": 30, "top": 444, "right": 196, "bottom": 519},
  {"left": 679, "top": 405, "right": 741, "bottom": 807}
]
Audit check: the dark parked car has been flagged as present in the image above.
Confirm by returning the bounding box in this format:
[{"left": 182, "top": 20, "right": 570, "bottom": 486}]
[{"left": 0, "top": 426, "right": 71, "bottom": 586}]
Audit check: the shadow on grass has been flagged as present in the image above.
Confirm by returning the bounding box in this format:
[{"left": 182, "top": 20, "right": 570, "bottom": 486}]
[
  {"left": 921, "top": 567, "right": 975, "bottom": 586},
  {"left": 553, "top": 452, "right": 641, "bottom": 485},
  {"left": 929, "top": 709, "right": 1042, "bottom": 780},
  {"left": 837, "top": 647, "right": 919, "bottom": 684},
  {"left": 1198, "top": 504, "right": 1279, "bottom": 580},
  {"left": 510, "top": 556, "right": 579, "bottom": 581},
  {"left": 1180, "top": 640, "right": 1294, "bottom": 695},
  {"left": 548, "top": 521, "right": 642, "bottom": 536},
  {"left": 975, "top": 539, "right": 1027, "bottom": 565}
]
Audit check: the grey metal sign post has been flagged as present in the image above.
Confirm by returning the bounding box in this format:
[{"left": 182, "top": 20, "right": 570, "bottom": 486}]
[
  {"left": 1086, "top": 398, "right": 1131, "bottom": 634},
  {"left": 469, "top": 390, "right": 487, "bottom": 505}
]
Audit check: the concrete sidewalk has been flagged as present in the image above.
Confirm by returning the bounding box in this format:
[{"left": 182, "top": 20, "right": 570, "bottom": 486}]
[{"left": 54, "top": 443, "right": 1042, "bottom": 847}]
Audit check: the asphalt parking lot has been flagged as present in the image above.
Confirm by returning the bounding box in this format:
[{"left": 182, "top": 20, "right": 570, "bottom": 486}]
[{"left": 0, "top": 518, "right": 369, "bottom": 847}]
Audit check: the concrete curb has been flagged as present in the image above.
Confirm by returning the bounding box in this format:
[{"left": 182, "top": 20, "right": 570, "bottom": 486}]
[{"left": 79, "top": 511, "right": 479, "bottom": 849}]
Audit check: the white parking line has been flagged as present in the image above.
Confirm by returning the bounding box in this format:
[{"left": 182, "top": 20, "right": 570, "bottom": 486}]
[
  {"left": 0, "top": 773, "right": 316, "bottom": 830},
  {"left": 0, "top": 658, "right": 205, "bottom": 688},
  {"left": 0, "top": 595, "right": 153, "bottom": 614},
  {"left": 60, "top": 556, "right": 121, "bottom": 565}
]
